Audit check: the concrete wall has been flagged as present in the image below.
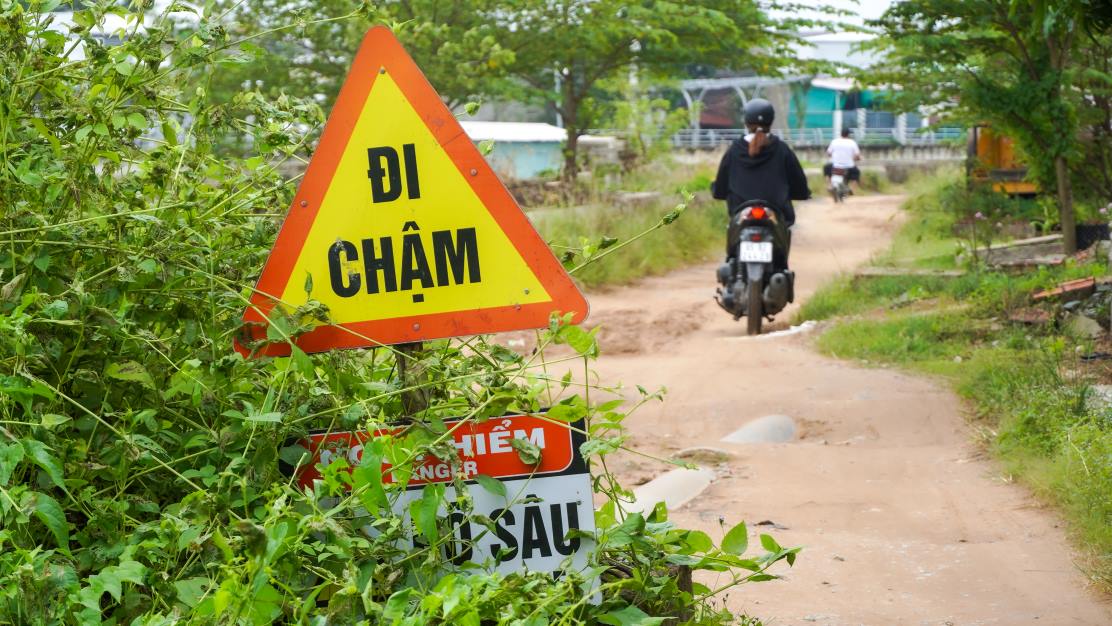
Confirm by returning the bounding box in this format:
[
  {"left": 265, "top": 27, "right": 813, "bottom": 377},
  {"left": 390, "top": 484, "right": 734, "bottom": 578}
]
[
  {"left": 482, "top": 141, "right": 563, "bottom": 180},
  {"left": 461, "top": 100, "right": 550, "bottom": 124},
  {"left": 794, "top": 144, "right": 965, "bottom": 183},
  {"left": 793, "top": 144, "right": 965, "bottom": 165}
]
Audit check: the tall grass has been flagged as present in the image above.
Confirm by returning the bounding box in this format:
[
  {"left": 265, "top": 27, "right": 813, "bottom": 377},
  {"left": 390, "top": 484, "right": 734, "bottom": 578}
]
[
  {"left": 871, "top": 167, "right": 963, "bottom": 269},
  {"left": 530, "top": 154, "right": 727, "bottom": 288},
  {"left": 533, "top": 193, "right": 725, "bottom": 288}
]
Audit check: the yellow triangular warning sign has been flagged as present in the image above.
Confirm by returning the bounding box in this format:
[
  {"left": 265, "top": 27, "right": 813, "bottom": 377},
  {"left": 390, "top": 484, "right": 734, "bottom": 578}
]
[{"left": 237, "top": 26, "right": 588, "bottom": 356}]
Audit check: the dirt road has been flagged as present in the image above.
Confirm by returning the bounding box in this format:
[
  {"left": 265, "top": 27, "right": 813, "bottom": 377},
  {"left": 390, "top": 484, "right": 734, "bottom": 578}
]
[{"left": 581, "top": 195, "right": 1112, "bottom": 624}]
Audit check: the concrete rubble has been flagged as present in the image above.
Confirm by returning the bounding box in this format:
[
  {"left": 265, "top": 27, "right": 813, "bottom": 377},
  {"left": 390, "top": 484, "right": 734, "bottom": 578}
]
[{"left": 977, "top": 233, "right": 1065, "bottom": 268}]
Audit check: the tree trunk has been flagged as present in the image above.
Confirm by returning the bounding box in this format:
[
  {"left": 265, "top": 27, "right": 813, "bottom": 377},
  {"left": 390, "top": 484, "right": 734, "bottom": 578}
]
[
  {"left": 1055, "top": 155, "right": 1077, "bottom": 254},
  {"left": 1045, "top": 35, "right": 1077, "bottom": 255},
  {"left": 561, "top": 71, "right": 579, "bottom": 182},
  {"left": 562, "top": 126, "right": 579, "bottom": 182}
]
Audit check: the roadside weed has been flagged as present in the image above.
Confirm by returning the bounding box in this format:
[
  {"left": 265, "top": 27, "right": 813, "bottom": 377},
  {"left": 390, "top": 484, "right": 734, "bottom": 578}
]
[{"left": 0, "top": 2, "right": 795, "bottom": 623}]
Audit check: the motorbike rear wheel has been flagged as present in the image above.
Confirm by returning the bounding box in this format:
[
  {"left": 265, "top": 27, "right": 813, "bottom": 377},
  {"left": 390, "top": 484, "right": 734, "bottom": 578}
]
[{"left": 747, "top": 279, "right": 763, "bottom": 335}]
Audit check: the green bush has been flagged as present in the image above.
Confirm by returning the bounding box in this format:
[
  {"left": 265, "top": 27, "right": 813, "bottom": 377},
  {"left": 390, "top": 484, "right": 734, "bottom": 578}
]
[{"left": 0, "top": 2, "right": 795, "bottom": 623}]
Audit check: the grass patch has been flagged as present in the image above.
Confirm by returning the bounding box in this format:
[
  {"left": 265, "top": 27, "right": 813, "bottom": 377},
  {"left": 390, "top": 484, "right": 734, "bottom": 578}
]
[
  {"left": 531, "top": 155, "right": 726, "bottom": 288},
  {"left": 959, "top": 351, "right": 1112, "bottom": 588},
  {"left": 873, "top": 168, "right": 962, "bottom": 269},
  {"left": 798, "top": 262, "right": 1108, "bottom": 325},
  {"left": 794, "top": 274, "right": 972, "bottom": 323},
  {"left": 818, "top": 311, "right": 1112, "bottom": 587},
  {"left": 533, "top": 192, "right": 723, "bottom": 288},
  {"left": 803, "top": 168, "right": 1112, "bottom": 588},
  {"left": 818, "top": 309, "right": 979, "bottom": 368}
]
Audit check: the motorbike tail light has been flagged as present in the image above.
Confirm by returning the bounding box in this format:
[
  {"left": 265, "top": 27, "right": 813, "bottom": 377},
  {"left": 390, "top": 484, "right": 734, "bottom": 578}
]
[
  {"left": 750, "top": 233, "right": 763, "bottom": 242},
  {"left": 749, "top": 207, "right": 767, "bottom": 220}
]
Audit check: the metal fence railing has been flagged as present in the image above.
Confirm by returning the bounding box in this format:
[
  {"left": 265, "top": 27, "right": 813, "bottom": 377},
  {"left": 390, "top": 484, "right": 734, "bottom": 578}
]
[
  {"left": 668, "top": 127, "right": 966, "bottom": 150},
  {"left": 856, "top": 127, "right": 900, "bottom": 144},
  {"left": 902, "top": 127, "right": 966, "bottom": 145},
  {"left": 779, "top": 128, "right": 832, "bottom": 145},
  {"left": 666, "top": 128, "right": 744, "bottom": 149}
]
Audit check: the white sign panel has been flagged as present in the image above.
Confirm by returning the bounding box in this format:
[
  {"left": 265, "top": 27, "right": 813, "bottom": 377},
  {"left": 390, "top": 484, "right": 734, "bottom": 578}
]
[{"left": 390, "top": 473, "right": 595, "bottom": 576}]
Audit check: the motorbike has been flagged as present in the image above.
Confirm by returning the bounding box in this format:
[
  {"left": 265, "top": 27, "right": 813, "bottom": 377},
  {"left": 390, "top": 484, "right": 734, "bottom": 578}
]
[
  {"left": 829, "top": 166, "right": 849, "bottom": 203},
  {"left": 714, "top": 200, "right": 794, "bottom": 335}
]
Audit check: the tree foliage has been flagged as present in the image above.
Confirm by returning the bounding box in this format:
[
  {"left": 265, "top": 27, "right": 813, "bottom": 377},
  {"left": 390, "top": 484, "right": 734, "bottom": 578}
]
[
  {"left": 0, "top": 1, "right": 796, "bottom": 623},
  {"left": 867, "top": 0, "right": 1112, "bottom": 252},
  {"left": 213, "top": 0, "right": 831, "bottom": 180},
  {"left": 490, "top": 0, "right": 815, "bottom": 178},
  {"left": 212, "top": 0, "right": 513, "bottom": 110}
]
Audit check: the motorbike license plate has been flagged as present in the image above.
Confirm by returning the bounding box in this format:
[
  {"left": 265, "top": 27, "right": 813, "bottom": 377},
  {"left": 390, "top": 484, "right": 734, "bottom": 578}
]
[
  {"left": 738, "top": 241, "right": 773, "bottom": 262},
  {"left": 831, "top": 174, "right": 845, "bottom": 185}
]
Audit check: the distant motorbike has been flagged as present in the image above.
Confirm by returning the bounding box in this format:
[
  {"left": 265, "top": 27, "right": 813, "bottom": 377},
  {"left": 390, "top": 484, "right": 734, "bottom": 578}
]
[
  {"left": 829, "top": 167, "right": 850, "bottom": 203},
  {"left": 715, "top": 200, "right": 794, "bottom": 335}
]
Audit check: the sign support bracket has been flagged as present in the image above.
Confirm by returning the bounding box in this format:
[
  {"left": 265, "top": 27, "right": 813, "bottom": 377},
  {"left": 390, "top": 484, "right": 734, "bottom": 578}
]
[{"left": 396, "top": 341, "right": 429, "bottom": 416}]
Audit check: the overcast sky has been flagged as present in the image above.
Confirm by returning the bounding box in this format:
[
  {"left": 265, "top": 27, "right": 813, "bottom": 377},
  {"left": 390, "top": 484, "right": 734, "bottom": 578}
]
[{"left": 841, "top": 0, "right": 894, "bottom": 21}]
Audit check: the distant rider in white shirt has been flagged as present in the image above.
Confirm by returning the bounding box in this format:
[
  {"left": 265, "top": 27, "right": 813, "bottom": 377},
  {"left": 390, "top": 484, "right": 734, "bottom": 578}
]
[{"left": 824, "top": 128, "right": 862, "bottom": 193}]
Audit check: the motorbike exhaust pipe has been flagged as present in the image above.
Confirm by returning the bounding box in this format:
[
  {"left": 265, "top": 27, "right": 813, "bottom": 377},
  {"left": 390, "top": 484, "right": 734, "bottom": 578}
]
[
  {"left": 716, "top": 262, "right": 733, "bottom": 285},
  {"left": 764, "top": 272, "right": 790, "bottom": 313}
]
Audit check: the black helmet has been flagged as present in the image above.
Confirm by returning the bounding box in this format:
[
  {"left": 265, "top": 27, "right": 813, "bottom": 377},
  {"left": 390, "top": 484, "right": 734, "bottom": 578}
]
[{"left": 743, "top": 98, "right": 774, "bottom": 127}]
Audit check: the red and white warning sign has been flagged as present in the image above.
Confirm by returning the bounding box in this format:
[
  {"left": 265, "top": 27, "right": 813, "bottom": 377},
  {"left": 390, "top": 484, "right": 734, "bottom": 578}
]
[
  {"left": 294, "top": 414, "right": 578, "bottom": 489},
  {"left": 290, "top": 414, "right": 594, "bottom": 576}
]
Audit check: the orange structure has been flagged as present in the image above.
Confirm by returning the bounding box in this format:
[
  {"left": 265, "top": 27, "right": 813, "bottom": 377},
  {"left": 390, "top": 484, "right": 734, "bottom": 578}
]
[{"left": 967, "top": 125, "right": 1039, "bottom": 196}]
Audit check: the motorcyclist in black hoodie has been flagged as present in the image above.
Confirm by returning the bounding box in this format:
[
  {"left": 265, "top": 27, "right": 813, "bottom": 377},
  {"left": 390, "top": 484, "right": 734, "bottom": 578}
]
[{"left": 711, "top": 99, "right": 810, "bottom": 271}]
